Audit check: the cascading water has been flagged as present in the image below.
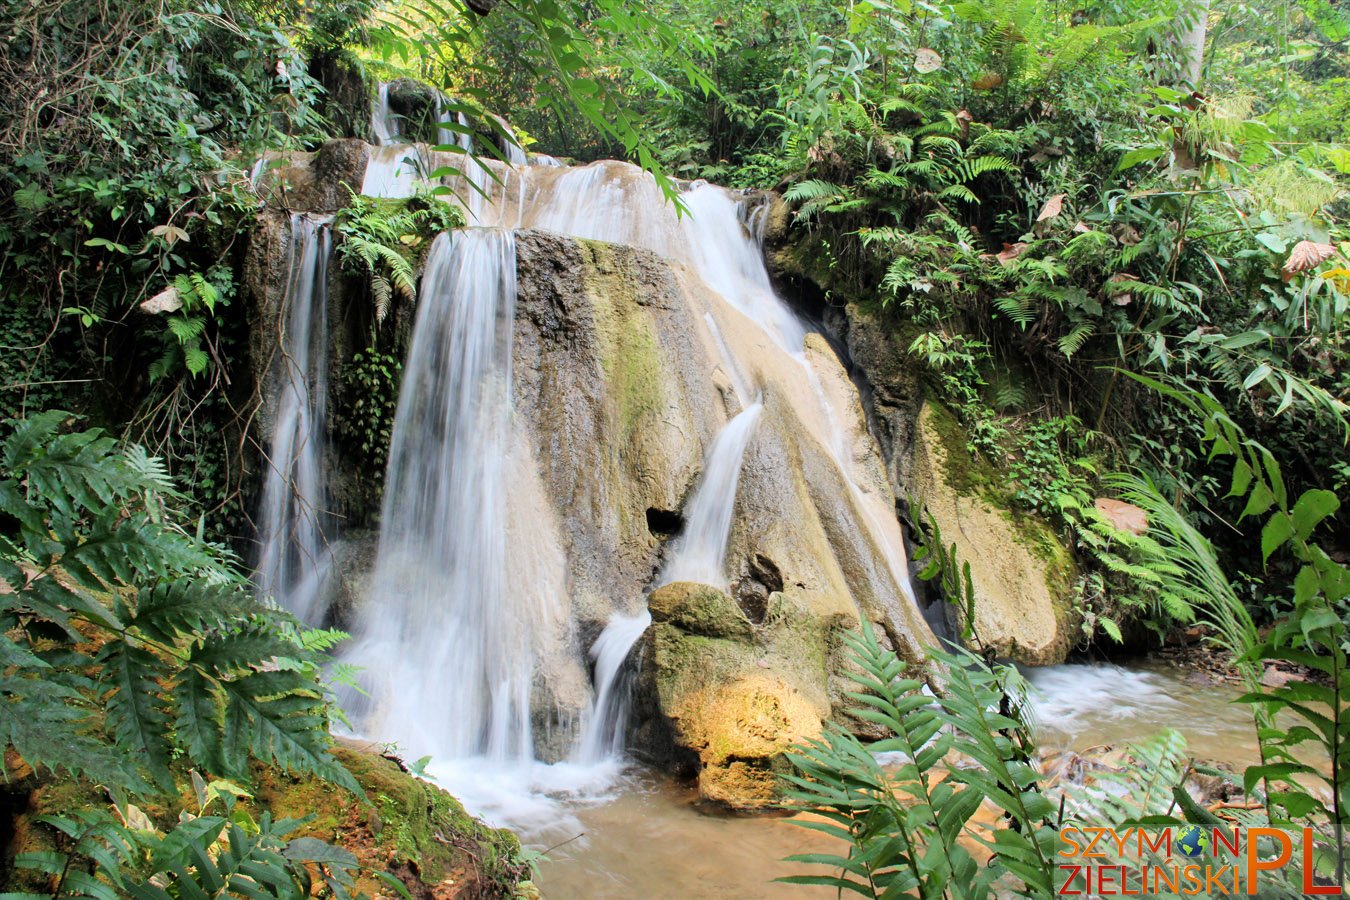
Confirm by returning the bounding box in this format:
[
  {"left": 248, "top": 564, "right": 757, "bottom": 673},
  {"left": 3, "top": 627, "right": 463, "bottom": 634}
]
[
  {"left": 676, "top": 185, "right": 808, "bottom": 354},
  {"left": 363, "top": 82, "right": 422, "bottom": 199},
  {"left": 299, "top": 150, "right": 930, "bottom": 837},
  {"left": 574, "top": 612, "right": 654, "bottom": 764},
  {"left": 338, "top": 228, "right": 535, "bottom": 763},
  {"left": 255, "top": 214, "right": 334, "bottom": 625},
  {"left": 576, "top": 399, "right": 764, "bottom": 763},
  {"left": 657, "top": 400, "right": 765, "bottom": 588}
]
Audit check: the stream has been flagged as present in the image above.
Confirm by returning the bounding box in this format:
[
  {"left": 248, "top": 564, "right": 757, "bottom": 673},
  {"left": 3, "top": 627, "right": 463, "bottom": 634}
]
[{"left": 522, "top": 660, "right": 1260, "bottom": 898}]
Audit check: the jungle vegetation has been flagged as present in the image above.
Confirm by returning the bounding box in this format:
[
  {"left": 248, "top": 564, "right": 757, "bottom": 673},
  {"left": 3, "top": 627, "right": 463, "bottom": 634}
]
[{"left": 0, "top": 0, "right": 1346, "bottom": 894}]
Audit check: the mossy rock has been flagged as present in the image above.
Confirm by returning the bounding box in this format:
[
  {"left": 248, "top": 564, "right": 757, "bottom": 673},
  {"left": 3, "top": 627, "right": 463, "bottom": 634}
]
[
  {"left": 912, "top": 401, "right": 1078, "bottom": 665},
  {"left": 1, "top": 746, "right": 530, "bottom": 899},
  {"left": 648, "top": 581, "right": 754, "bottom": 639},
  {"left": 674, "top": 674, "right": 823, "bottom": 809},
  {"left": 641, "top": 585, "right": 830, "bottom": 810}
]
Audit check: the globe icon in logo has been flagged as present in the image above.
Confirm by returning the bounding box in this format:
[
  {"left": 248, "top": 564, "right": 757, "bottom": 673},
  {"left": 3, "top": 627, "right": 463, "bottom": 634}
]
[{"left": 1176, "top": 826, "right": 1210, "bottom": 859}]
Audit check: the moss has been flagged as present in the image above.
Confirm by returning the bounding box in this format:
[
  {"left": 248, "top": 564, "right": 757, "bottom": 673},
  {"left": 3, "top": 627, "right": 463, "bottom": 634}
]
[
  {"left": 578, "top": 240, "right": 666, "bottom": 444},
  {"left": 3, "top": 746, "right": 529, "bottom": 899},
  {"left": 922, "top": 401, "right": 997, "bottom": 499},
  {"left": 648, "top": 582, "right": 753, "bottom": 639}
]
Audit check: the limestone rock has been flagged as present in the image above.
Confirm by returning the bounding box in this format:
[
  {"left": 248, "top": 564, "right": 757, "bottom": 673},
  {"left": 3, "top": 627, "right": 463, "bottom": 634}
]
[
  {"left": 911, "top": 402, "right": 1077, "bottom": 664},
  {"left": 254, "top": 138, "right": 369, "bottom": 212},
  {"left": 675, "top": 674, "right": 822, "bottom": 808},
  {"left": 649, "top": 581, "right": 755, "bottom": 639}
]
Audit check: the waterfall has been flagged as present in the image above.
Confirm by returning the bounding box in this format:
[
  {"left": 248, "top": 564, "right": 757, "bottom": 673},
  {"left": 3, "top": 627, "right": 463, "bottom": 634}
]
[
  {"left": 370, "top": 82, "right": 398, "bottom": 144},
  {"left": 574, "top": 611, "right": 652, "bottom": 763},
  {"left": 363, "top": 82, "right": 423, "bottom": 199},
  {"left": 339, "top": 228, "right": 534, "bottom": 763},
  {"left": 574, "top": 400, "right": 764, "bottom": 763},
  {"left": 677, "top": 185, "right": 808, "bottom": 354},
  {"left": 657, "top": 401, "right": 764, "bottom": 588},
  {"left": 255, "top": 214, "right": 333, "bottom": 624}
]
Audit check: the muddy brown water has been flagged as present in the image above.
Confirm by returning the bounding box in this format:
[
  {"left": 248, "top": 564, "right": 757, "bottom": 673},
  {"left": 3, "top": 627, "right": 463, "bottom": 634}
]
[{"left": 528, "top": 661, "right": 1271, "bottom": 899}]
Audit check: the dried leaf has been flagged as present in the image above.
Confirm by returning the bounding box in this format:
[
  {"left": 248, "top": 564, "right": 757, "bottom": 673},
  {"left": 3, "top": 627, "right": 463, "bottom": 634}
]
[
  {"left": 1072, "top": 221, "right": 1092, "bottom": 234},
  {"left": 1113, "top": 223, "right": 1141, "bottom": 246},
  {"left": 1281, "top": 240, "right": 1337, "bottom": 282},
  {"left": 972, "top": 73, "right": 1004, "bottom": 91},
  {"left": 914, "top": 48, "right": 942, "bottom": 73},
  {"left": 1106, "top": 272, "right": 1138, "bottom": 306},
  {"left": 140, "top": 286, "right": 182, "bottom": 315},
  {"left": 150, "top": 224, "right": 190, "bottom": 246},
  {"left": 1094, "top": 498, "right": 1148, "bottom": 535},
  {"left": 995, "top": 242, "right": 1029, "bottom": 265},
  {"left": 1036, "top": 193, "right": 1065, "bottom": 222}
]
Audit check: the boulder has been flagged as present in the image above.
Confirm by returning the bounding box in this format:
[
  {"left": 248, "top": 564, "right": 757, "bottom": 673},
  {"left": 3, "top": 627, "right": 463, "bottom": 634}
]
[
  {"left": 674, "top": 674, "right": 823, "bottom": 808},
  {"left": 911, "top": 402, "right": 1077, "bottom": 665},
  {"left": 649, "top": 581, "right": 755, "bottom": 639},
  {"left": 638, "top": 583, "right": 844, "bottom": 809}
]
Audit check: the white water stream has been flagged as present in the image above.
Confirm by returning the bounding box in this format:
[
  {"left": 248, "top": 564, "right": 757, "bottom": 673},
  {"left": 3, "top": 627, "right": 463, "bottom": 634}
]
[
  {"left": 339, "top": 230, "right": 533, "bottom": 763},
  {"left": 255, "top": 214, "right": 333, "bottom": 625}
]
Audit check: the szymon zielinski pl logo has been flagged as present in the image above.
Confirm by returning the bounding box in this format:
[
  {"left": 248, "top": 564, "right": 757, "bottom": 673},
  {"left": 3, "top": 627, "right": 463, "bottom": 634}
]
[{"left": 1057, "top": 825, "right": 1341, "bottom": 895}]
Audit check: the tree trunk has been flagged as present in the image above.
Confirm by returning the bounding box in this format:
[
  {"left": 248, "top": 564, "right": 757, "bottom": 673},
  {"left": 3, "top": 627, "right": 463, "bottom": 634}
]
[{"left": 1179, "top": 0, "right": 1210, "bottom": 87}]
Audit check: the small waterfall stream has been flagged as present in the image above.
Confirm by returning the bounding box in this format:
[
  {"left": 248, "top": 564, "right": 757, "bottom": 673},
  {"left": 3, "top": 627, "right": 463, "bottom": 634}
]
[
  {"left": 255, "top": 214, "right": 333, "bottom": 624},
  {"left": 656, "top": 400, "right": 764, "bottom": 588}
]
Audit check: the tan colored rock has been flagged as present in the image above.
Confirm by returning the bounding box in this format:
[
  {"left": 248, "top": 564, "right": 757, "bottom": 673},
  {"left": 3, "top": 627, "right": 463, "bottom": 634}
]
[
  {"left": 649, "top": 581, "right": 755, "bottom": 639},
  {"left": 674, "top": 674, "right": 823, "bottom": 808},
  {"left": 911, "top": 402, "right": 1077, "bottom": 665}
]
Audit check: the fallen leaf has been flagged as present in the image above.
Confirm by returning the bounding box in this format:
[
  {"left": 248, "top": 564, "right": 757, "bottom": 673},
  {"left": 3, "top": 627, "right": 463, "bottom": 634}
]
[
  {"left": 914, "top": 48, "right": 942, "bottom": 73},
  {"left": 972, "top": 73, "right": 1004, "bottom": 91},
  {"left": 995, "top": 242, "right": 1029, "bottom": 265},
  {"left": 1072, "top": 221, "right": 1092, "bottom": 234},
  {"left": 140, "top": 285, "right": 182, "bottom": 314},
  {"left": 1106, "top": 272, "right": 1139, "bottom": 306},
  {"left": 1094, "top": 497, "right": 1148, "bottom": 535},
  {"left": 1281, "top": 240, "right": 1337, "bottom": 282},
  {"left": 1036, "top": 193, "right": 1066, "bottom": 222},
  {"left": 1113, "top": 223, "right": 1141, "bottom": 245}
]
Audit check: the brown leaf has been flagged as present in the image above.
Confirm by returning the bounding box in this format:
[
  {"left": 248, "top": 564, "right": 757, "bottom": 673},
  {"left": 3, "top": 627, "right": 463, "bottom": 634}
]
[
  {"left": 1036, "top": 193, "right": 1066, "bottom": 222},
  {"left": 1113, "top": 223, "right": 1141, "bottom": 246},
  {"left": 140, "top": 286, "right": 182, "bottom": 315},
  {"left": 1281, "top": 240, "right": 1337, "bottom": 282},
  {"left": 995, "top": 242, "right": 1029, "bottom": 265},
  {"left": 1072, "top": 221, "right": 1092, "bottom": 234},
  {"left": 1106, "top": 272, "right": 1139, "bottom": 306},
  {"left": 972, "top": 73, "right": 1004, "bottom": 91},
  {"left": 914, "top": 48, "right": 942, "bottom": 73},
  {"left": 1094, "top": 498, "right": 1148, "bottom": 535}
]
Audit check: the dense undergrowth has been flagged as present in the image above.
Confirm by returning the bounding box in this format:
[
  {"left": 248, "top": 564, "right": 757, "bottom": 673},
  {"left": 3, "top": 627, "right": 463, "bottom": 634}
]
[{"left": 1, "top": 0, "right": 1347, "bottom": 895}]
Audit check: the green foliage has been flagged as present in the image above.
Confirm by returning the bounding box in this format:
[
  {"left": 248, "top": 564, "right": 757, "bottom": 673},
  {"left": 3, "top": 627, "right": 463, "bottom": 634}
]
[
  {"left": 5, "top": 786, "right": 376, "bottom": 900},
  {"left": 909, "top": 497, "right": 977, "bottom": 643},
  {"left": 780, "top": 625, "right": 1057, "bottom": 898},
  {"left": 335, "top": 190, "right": 464, "bottom": 322},
  {"left": 0, "top": 411, "right": 358, "bottom": 797},
  {"left": 1118, "top": 379, "right": 1347, "bottom": 836},
  {"left": 335, "top": 339, "right": 403, "bottom": 482}
]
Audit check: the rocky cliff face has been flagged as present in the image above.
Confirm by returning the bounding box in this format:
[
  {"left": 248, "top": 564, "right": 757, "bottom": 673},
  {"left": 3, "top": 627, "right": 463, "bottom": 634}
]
[
  {"left": 241, "top": 135, "right": 1074, "bottom": 808},
  {"left": 763, "top": 199, "right": 1080, "bottom": 666}
]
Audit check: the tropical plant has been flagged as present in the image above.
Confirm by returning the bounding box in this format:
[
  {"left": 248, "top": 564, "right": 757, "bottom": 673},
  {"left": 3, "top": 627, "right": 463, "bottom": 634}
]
[
  {"left": 780, "top": 624, "right": 1057, "bottom": 898},
  {"left": 335, "top": 190, "right": 464, "bottom": 322},
  {"left": 0, "top": 411, "right": 358, "bottom": 796}
]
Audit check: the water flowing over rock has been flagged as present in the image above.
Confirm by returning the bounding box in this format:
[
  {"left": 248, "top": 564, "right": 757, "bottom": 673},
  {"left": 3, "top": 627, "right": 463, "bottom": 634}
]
[
  {"left": 245, "top": 140, "right": 946, "bottom": 811},
  {"left": 338, "top": 230, "right": 563, "bottom": 764},
  {"left": 254, "top": 214, "right": 334, "bottom": 624}
]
